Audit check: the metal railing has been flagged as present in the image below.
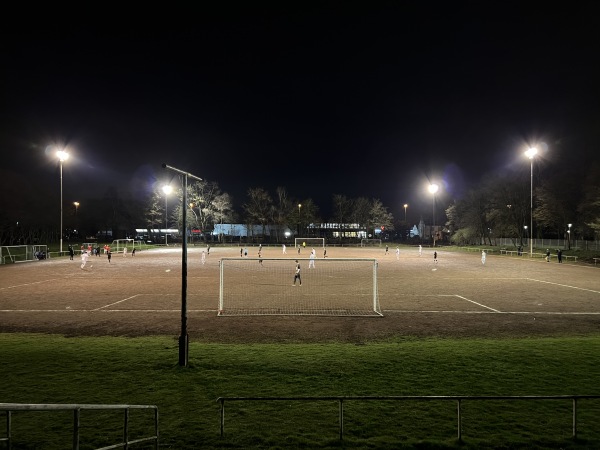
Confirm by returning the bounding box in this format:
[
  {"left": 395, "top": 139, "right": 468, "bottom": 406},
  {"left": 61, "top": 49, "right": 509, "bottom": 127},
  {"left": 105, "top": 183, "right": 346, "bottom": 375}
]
[
  {"left": 217, "top": 395, "right": 600, "bottom": 441},
  {"left": 0, "top": 403, "right": 158, "bottom": 450}
]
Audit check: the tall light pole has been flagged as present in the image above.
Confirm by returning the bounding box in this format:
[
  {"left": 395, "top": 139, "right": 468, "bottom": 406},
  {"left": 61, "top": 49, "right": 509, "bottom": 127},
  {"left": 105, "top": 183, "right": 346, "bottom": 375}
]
[
  {"left": 57, "top": 150, "right": 69, "bottom": 254},
  {"left": 568, "top": 223, "right": 572, "bottom": 250},
  {"left": 162, "top": 185, "right": 172, "bottom": 245},
  {"left": 428, "top": 184, "right": 439, "bottom": 247},
  {"left": 298, "top": 203, "right": 302, "bottom": 236},
  {"left": 73, "top": 202, "right": 80, "bottom": 216},
  {"left": 525, "top": 147, "right": 537, "bottom": 257},
  {"left": 403, "top": 204, "right": 408, "bottom": 222},
  {"left": 162, "top": 164, "right": 202, "bottom": 367}
]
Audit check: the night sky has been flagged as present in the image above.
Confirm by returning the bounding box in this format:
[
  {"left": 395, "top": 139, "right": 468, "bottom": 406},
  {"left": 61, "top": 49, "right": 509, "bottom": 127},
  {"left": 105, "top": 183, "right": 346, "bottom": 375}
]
[{"left": 1, "top": 3, "right": 599, "bottom": 224}]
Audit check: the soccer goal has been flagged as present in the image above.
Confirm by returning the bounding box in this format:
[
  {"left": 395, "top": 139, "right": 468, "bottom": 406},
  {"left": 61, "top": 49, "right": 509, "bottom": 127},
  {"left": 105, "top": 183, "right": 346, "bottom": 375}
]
[
  {"left": 0, "top": 245, "right": 48, "bottom": 264},
  {"left": 110, "top": 239, "right": 142, "bottom": 253},
  {"left": 294, "top": 237, "right": 325, "bottom": 248},
  {"left": 361, "top": 238, "right": 382, "bottom": 247},
  {"left": 218, "top": 257, "right": 381, "bottom": 317}
]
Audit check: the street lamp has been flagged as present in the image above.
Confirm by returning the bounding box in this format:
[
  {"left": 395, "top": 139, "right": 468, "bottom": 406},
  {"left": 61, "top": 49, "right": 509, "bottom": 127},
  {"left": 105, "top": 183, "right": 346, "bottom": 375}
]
[
  {"left": 162, "top": 185, "right": 173, "bottom": 245},
  {"left": 568, "top": 223, "right": 572, "bottom": 250},
  {"left": 428, "top": 184, "right": 439, "bottom": 246},
  {"left": 73, "top": 202, "right": 79, "bottom": 216},
  {"left": 57, "top": 150, "right": 69, "bottom": 254},
  {"left": 525, "top": 147, "right": 537, "bottom": 257},
  {"left": 298, "top": 203, "right": 302, "bottom": 235},
  {"left": 403, "top": 204, "right": 408, "bottom": 222}
]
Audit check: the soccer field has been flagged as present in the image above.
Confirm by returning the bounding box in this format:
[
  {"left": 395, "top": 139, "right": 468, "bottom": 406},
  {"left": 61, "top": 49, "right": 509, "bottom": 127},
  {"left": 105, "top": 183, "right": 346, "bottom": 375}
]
[{"left": 1, "top": 245, "right": 599, "bottom": 342}]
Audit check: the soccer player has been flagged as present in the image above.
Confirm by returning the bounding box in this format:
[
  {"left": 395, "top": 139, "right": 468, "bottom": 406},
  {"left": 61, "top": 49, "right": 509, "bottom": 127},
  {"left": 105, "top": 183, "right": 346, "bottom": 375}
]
[
  {"left": 123, "top": 246, "right": 128, "bottom": 257},
  {"left": 395, "top": 246, "right": 400, "bottom": 260},
  {"left": 201, "top": 250, "right": 206, "bottom": 265},
  {"left": 292, "top": 260, "right": 302, "bottom": 286},
  {"left": 419, "top": 244, "right": 422, "bottom": 257},
  {"left": 308, "top": 248, "right": 316, "bottom": 268},
  {"left": 80, "top": 250, "right": 90, "bottom": 270},
  {"left": 107, "top": 250, "right": 112, "bottom": 263},
  {"left": 258, "top": 250, "right": 263, "bottom": 266},
  {"left": 481, "top": 250, "right": 486, "bottom": 265},
  {"left": 434, "top": 251, "right": 438, "bottom": 263},
  {"left": 385, "top": 245, "right": 389, "bottom": 255},
  {"left": 323, "top": 247, "right": 327, "bottom": 258},
  {"left": 282, "top": 244, "right": 287, "bottom": 254}
]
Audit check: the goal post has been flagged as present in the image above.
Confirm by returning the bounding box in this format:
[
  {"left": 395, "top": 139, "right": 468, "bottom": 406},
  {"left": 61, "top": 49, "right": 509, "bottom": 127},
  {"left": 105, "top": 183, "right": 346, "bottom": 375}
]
[
  {"left": 110, "top": 239, "right": 142, "bottom": 253},
  {"left": 0, "top": 245, "right": 48, "bottom": 264},
  {"left": 218, "top": 257, "right": 381, "bottom": 317},
  {"left": 361, "top": 239, "right": 382, "bottom": 247},
  {"left": 294, "top": 237, "right": 325, "bottom": 248}
]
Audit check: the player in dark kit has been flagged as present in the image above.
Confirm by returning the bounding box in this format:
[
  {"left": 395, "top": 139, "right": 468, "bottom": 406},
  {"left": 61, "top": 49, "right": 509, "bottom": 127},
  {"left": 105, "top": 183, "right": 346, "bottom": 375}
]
[{"left": 292, "top": 260, "right": 302, "bottom": 286}]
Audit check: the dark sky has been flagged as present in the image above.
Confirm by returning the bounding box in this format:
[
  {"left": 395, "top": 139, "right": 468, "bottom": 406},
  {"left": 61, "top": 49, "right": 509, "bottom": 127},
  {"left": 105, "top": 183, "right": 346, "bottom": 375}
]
[{"left": 1, "top": 3, "right": 599, "bottom": 224}]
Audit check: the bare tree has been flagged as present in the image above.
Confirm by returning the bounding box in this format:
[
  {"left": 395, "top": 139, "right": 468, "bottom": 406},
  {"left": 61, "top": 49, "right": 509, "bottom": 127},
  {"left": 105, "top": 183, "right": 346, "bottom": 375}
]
[{"left": 243, "top": 188, "right": 274, "bottom": 240}]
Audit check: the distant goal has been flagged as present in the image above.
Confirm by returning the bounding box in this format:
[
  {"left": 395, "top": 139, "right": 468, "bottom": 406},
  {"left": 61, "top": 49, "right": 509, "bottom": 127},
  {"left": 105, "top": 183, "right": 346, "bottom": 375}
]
[
  {"left": 294, "top": 238, "right": 325, "bottom": 248},
  {"left": 111, "top": 239, "right": 142, "bottom": 253},
  {"left": 218, "top": 257, "right": 381, "bottom": 317},
  {"left": 361, "top": 239, "right": 382, "bottom": 247}
]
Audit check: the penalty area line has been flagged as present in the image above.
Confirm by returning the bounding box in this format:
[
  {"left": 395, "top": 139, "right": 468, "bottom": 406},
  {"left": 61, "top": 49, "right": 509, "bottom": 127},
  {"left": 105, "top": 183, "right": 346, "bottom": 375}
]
[{"left": 526, "top": 278, "right": 600, "bottom": 294}]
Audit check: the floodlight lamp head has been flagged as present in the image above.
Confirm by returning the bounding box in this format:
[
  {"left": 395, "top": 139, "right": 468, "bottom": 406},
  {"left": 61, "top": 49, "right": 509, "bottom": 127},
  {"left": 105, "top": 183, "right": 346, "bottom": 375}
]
[
  {"left": 428, "top": 183, "right": 439, "bottom": 194},
  {"left": 525, "top": 147, "right": 538, "bottom": 159},
  {"left": 57, "top": 150, "right": 69, "bottom": 162}
]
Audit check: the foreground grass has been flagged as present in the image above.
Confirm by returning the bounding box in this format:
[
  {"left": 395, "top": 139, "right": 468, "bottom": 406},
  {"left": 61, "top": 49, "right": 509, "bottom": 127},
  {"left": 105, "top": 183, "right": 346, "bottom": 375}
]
[{"left": 2, "top": 334, "right": 600, "bottom": 449}]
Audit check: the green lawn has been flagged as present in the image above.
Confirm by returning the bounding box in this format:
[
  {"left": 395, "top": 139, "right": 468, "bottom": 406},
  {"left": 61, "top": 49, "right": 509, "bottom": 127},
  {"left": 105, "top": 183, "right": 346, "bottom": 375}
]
[{"left": 2, "top": 334, "right": 600, "bottom": 449}]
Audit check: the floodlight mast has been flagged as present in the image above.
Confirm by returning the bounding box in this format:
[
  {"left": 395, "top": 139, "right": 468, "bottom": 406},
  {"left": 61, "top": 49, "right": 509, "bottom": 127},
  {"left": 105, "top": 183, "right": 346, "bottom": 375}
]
[{"left": 162, "top": 163, "right": 203, "bottom": 367}]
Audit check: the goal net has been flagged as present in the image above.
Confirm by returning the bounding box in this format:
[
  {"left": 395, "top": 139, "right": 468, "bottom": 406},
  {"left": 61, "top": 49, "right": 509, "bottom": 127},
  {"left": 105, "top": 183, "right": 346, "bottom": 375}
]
[
  {"left": 218, "top": 257, "right": 381, "bottom": 317},
  {"left": 0, "top": 245, "right": 48, "bottom": 264},
  {"left": 361, "top": 239, "right": 382, "bottom": 247},
  {"left": 110, "top": 239, "right": 142, "bottom": 253},
  {"left": 294, "top": 237, "right": 325, "bottom": 248}
]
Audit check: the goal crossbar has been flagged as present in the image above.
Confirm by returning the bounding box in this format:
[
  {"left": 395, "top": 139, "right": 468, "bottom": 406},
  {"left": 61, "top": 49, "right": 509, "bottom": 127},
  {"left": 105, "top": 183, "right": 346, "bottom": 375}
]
[
  {"left": 294, "top": 238, "right": 325, "bottom": 248},
  {"left": 219, "top": 257, "right": 381, "bottom": 317}
]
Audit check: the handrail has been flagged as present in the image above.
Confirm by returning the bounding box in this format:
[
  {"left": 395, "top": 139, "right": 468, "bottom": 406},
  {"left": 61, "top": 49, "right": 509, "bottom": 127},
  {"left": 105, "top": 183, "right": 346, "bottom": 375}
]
[
  {"left": 0, "top": 403, "right": 158, "bottom": 450},
  {"left": 217, "top": 395, "right": 600, "bottom": 442}
]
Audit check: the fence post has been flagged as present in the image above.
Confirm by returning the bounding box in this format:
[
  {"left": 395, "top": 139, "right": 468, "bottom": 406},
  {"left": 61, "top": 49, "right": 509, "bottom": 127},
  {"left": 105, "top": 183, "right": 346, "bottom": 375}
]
[
  {"left": 572, "top": 398, "right": 577, "bottom": 438},
  {"left": 339, "top": 399, "right": 344, "bottom": 440},
  {"left": 457, "top": 399, "right": 462, "bottom": 442},
  {"left": 219, "top": 399, "right": 225, "bottom": 437}
]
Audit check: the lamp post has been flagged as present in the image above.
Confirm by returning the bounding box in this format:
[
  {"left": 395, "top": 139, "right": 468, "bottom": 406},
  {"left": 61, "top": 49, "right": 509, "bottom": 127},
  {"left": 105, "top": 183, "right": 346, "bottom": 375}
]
[
  {"left": 403, "top": 204, "right": 408, "bottom": 222},
  {"left": 57, "top": 150, "right": 69, "bottom": 254},
  {"left": 428, "top": 184, "right": 439, "bottom": 246},
  {"left": 525, "top": 147, "right": 537, "bottom": 257},
  {"left": 568, "top": 223, "right": 572, "bottom": 250},
  {"left": 298, "top": 203, "right": 302, "bottom": 236},
  {"left": 162, "top": 185, "right": 172, "bottom": 245},
  {"left": 73, "top": 202, "right": 79, "bottom": 216}
]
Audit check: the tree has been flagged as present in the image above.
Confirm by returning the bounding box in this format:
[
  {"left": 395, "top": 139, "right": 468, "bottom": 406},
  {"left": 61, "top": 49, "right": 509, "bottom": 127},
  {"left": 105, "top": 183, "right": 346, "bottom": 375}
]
[
  {"left": 212, "top": 193, "right": 235, "bottom": 242},
  {"left": 243, "top": 188, "right": 273, "bottom": 240},
  {"left": 331, "top": 194, "right": 353, "bottom": 240},
  {"left": 369, "top": 199, "right": 394, "bottom": 235}
]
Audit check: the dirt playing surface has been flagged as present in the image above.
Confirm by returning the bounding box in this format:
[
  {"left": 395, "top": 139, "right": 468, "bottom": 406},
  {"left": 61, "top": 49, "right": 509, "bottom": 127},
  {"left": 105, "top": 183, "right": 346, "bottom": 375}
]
[{"left": 1, "top": 246, "right": 599, "bottom": 343}]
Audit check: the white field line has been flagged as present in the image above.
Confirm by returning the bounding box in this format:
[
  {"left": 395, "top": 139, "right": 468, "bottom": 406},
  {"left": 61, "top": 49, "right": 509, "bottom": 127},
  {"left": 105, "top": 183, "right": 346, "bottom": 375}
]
[
  {"left": 525, "top": 278, "right": 600, "bottom": 294},
  {"left": 0, "top": 280, "right": 57, "bottom": 290},
  {"left": 92, "top": 294, "right": 141, "bottom": 311}
]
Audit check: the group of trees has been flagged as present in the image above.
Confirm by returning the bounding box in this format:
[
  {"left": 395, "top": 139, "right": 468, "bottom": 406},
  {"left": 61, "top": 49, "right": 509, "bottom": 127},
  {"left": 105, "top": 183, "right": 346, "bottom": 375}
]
[
  {"left": 144, "top": 180, "right": 395, "bottom": 243},
  {"left": 2, "top": 158, "right": 599, "bottom": 248},
  {"left": 445, "top": 162, "right": 600, "bottom": 246}
]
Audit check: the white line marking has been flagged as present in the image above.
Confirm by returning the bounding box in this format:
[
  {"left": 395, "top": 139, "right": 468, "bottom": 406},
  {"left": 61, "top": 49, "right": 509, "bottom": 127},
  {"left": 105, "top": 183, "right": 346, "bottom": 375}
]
[
  {"left": 454, "top": 295, "right": 501, "bottom": 312},
  {"left": 0, "top": 280, "right": 57, "bottom": 290},
  {"left": 526, "top": 278, "right": 600, "bottom": 294},
  {"left": 92, "top": 294, "right": 140, "bottom": 311}
]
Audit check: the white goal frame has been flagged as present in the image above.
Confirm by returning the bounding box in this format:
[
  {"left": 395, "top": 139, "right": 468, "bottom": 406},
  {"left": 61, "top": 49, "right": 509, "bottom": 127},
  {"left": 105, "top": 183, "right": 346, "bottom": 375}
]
[
  {"left": 0, "top": 245, "right": 48, "bottom": 264},
  {"left": 361, "top": 238, "right": 382, "bottom": 247},
  {"left": 294, "top": 237, "right": 325, "bottom": 248},
  {"left": 218, "top": 257, "right": 381, "bottom": 317},
  {"left": 110, "top": 239, "right": 142, "bottom": 253}
]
